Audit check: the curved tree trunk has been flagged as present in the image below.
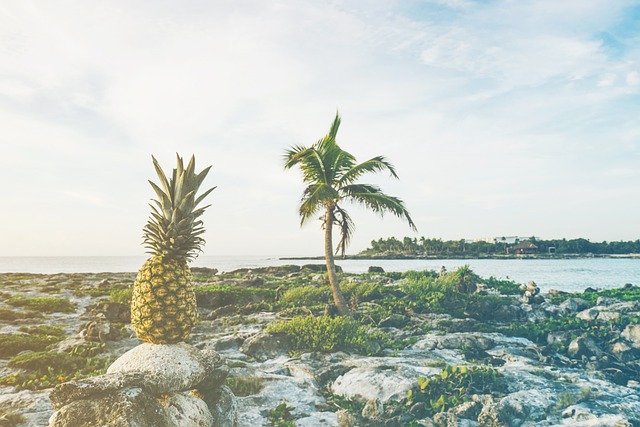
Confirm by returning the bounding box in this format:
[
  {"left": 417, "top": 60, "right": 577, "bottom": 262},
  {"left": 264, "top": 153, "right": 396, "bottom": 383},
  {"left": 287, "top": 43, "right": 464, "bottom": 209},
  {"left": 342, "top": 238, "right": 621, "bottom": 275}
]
[{"left": 324, "top": 206, "right": 351, "bottom": 317}]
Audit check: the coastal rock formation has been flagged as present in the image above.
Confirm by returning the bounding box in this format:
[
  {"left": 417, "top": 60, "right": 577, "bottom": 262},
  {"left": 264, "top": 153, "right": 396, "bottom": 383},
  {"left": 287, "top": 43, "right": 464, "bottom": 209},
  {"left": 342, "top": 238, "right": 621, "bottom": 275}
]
[
  {"left": 48, "top": 343, "right": 236, "bottom": 427},
  {"left": 1, "top": 269, "right": 640, "bottom": 426}
]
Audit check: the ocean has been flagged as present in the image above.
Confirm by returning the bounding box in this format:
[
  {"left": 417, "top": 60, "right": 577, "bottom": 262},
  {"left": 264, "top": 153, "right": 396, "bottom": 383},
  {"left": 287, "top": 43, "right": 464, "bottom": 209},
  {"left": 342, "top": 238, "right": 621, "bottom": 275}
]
[{"left": 1, "top": 256, "right": 639, "bottom": 294}]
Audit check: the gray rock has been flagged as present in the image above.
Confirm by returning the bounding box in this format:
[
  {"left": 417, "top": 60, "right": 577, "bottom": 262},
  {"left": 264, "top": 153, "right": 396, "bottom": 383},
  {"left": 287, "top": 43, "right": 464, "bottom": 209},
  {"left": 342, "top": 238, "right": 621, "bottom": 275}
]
[
  {"left": 436, "top": 333, "right": 496, "bottom": 351},
  {"left": 611, "top": 341, "right": 640, "bottom": 363},
  {"left": 240, "top": 332, "right": 292, "bottom": 361},
  {"left": 622, "top": 324, "right": 640, "bottom": 348},
  {"left": 576, "top": 308, "right": 599, "bottom": 322},
  {"left": 48, "top": 387, "right": 166, "bottom": 427},
  {"left": 361, "top": 398, "right": 383, "bottom": 420},
  {"left": 50, "top": 371, "right": 149, "bottom": 410},
  {"left": 332, "top": 364, "right": 419, "bottom": 403},
  {"left": 162, "top": 393, "right": 214, "bottom": 427},
  {"left": 107, "top": 343, "right": 209, "bottom": 394},
  {"left": 568, "top": 334, "right": 603, "bottom": 359},
  {"left": 49, "top": 388, "right": 216, "bottom": 427},
  {"left": 547, "top": 330, "right": 573, "bottom": 347},
  {"left": 0, "top": 390, "right": 53, "bottom": 427},
  {"left": 203, "top": 385, "right": 238, "bottom": 427},
  {"left": 558, "top": 298, "right": 589, "bottom": 314},
  {"left": 597, "top": 311, "right": 621, "bottom": 322}
]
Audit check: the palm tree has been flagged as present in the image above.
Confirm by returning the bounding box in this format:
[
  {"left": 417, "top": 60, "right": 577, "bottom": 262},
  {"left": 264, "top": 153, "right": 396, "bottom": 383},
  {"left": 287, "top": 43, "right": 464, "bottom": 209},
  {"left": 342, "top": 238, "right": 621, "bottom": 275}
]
[{"left": 284, "top": 112, "right": 416, "bottom": 316}]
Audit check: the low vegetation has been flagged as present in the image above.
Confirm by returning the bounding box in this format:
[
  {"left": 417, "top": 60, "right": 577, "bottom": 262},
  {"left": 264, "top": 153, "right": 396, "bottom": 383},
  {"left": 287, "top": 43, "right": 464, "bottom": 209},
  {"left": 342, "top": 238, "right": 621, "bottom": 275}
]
[
  {"left": 267, "top": 315, "right": 387, "bottom": 355},
  {"left": 0, "top": 343, "right": 112, "bottom": 390},
  {"left": 406, "top": 365, "right": 508, "bottom": 418},
  {"left": 225, "top": 375, "right": 265, "bottom": 396},
  {"left": 6, "top": 296, "right": 76, "bottom": 313}
]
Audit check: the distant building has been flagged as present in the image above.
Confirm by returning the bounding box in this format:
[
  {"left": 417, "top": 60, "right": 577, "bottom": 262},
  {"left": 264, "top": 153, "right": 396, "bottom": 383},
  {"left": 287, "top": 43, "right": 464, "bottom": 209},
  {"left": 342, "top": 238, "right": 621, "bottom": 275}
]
[
  {"left": 510, "top": 240, "right": 538, "bottom": 255},
  {"left": 494, "top": 236, "right": 521, "bottom": 245}
]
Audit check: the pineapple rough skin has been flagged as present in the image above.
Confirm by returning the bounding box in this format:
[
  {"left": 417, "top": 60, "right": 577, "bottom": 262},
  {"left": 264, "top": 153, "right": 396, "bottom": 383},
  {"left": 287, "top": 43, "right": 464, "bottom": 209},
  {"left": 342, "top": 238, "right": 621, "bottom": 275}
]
[{"left": 131, "top": 257, "right": 198, "bottom": 344}]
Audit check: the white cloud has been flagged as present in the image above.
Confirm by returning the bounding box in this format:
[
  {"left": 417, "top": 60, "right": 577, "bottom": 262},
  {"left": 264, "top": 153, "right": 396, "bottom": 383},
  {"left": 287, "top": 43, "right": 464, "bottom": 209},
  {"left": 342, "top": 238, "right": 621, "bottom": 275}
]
[{"left": 627, "top": 71, "right": 640, "bottom": 86}]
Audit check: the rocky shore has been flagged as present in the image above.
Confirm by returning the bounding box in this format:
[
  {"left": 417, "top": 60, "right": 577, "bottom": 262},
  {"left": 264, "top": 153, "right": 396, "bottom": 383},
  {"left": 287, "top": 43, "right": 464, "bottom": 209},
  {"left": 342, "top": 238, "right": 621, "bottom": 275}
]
[{"left": 0, "top": 266, "right": 639, "bottom": 426}]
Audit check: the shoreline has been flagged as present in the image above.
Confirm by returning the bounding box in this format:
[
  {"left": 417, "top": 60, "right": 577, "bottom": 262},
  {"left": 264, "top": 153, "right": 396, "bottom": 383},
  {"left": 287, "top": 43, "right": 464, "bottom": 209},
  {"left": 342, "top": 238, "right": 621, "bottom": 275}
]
[{"left": 280, "top": 253, "right": 640, "bottom": 261}]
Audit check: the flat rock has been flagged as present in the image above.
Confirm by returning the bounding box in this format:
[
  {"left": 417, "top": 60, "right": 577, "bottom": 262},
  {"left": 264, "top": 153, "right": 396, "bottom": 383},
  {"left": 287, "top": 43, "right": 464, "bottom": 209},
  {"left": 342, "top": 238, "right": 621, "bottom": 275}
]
[
  {"left": 50, "top": 371, "right": 148, "bottom": 410},
  {"left": 331, "top": 364, "right": 419, "bottom": 403},
  {"left": 107, "top": 343, "right": 208, "bottom": 393}
]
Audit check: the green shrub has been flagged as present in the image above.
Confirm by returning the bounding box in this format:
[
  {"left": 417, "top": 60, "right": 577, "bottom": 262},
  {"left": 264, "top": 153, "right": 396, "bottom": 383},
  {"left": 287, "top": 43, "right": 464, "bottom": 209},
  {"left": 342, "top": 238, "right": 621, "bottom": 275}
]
[
  {"left": 342, "top": 281, "right": 384, "bottom": 302},
  {"left": 267, "top": 316, "right": 386, "bottom": 355},
  {"left": 401, "top": 270, "right": 439, "bottom": 281},
  {"left": 0, "top": 308, "right": 42, "bottom": 321},
  {"left": 407, "top": 365, "right": 507, "bottom": 417},
  {"left": 440, "top": 265, "right": 480, "bottom": 294},
  {"left": 267, "top": 402, "right": 296, "bottom": 427},
  {"left": 480, "top": 277, "right": 521, "bottom": 295},
  {"left": 18, "top": 325, "right": 66, "bottom": 337},
  {"left": 502, "top": 316, "right": 626, "bottom": 345},
  {"left": 225, "top": 376, "right": 264, "bottom": 396},
  {"left": 279, "top": 285, "right": 329, "bottom": 307},
  {"left": 0, "top": 334, "right": 62, "bottom": 358},
  {"left": 6, "top": 296, "right": 76, "bottom": 313},
  {"left": 548, "top": 285, "right": 640, "bottom": 306},
  {"left": 110, "top": 288, "right": 133, "bottom": 305}
]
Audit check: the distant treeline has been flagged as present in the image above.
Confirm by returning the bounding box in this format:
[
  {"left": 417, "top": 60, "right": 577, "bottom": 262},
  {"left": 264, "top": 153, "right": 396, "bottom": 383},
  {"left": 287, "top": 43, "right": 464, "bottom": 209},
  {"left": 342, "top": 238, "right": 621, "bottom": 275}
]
[{"left": 361, "top": 237, "right": 640, "bottom": 256}]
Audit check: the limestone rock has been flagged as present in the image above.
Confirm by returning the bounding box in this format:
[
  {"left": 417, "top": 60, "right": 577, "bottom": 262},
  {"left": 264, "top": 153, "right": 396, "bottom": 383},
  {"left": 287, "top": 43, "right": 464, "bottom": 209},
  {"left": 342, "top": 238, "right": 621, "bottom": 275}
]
[
  {"left": 558, "top": 298, "right": 589, "bottom": 314},
  {"left": 203, "top": 385, "right": 238, "bottom": 427},
  {"left": 622, "top": 324, "right": 640, "bottom": 348},
  {"left": 162, "top": 393, "right": 214, "bottom": 427},
  {"left": 240, "top": 332, "right": 292, "bottom": 361},
  {"left": 48, "top": 387, "right": 166, "bottom": 427},
  {"left": 331, "top": 364, "right": 418, "bottom": 403},
  {"left": 568, "top": 334, "right": 603, "bottom": 359},
  {"left": 50, "top": 371, "right": 148, "bottom": 410},
  {"left": 107, "top": 343, "right": 209, "bottom": 394},
  {"left": 576, "top": 308, "right": 599, "bottom": 322}
]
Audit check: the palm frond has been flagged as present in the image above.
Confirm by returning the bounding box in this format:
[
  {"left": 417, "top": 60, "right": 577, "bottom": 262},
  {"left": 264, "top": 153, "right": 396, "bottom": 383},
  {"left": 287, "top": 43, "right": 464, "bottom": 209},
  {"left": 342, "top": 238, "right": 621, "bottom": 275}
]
[
  {"left": 342, "top": 184, "right": 417, "bottom": 231},
  {"left": 338, "top": 156, "right": 398, "bottom": 186},
  {"left": 333, "top": 205, "right": 355, "bottom": 257}
]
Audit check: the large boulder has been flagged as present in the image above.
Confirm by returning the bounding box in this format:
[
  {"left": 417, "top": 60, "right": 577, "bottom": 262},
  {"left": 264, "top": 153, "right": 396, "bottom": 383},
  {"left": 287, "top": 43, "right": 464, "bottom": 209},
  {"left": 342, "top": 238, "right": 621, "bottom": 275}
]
[
  {"left": 107, "top": 343, "right": 209, "bottom": 394},
  {"left": 49, "top": 344, "right": 236, "bottom": 427},
  {"left": 49, "top": 388, "right": 214, "bottom": 427}
]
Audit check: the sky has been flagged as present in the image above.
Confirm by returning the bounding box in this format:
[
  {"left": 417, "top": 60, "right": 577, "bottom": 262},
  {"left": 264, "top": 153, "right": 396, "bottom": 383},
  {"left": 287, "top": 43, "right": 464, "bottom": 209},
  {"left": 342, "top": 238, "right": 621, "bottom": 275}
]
[{"left": 1, "top": 0, "right": 639, "bottom": 257}]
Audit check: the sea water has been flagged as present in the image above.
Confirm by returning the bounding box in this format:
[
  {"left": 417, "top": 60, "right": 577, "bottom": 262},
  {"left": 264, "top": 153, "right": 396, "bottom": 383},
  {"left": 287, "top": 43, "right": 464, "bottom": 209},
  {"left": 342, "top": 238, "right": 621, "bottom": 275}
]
[{"left": 0, "top": 256, "right": 638, "bottom": 294}]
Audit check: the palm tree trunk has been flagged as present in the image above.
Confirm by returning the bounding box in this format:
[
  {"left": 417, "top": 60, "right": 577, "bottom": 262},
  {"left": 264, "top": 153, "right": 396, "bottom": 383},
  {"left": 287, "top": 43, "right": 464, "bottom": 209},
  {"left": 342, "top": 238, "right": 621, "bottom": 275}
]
[{"left": 324, "top": 206, "right": 351, "bottom": 317}]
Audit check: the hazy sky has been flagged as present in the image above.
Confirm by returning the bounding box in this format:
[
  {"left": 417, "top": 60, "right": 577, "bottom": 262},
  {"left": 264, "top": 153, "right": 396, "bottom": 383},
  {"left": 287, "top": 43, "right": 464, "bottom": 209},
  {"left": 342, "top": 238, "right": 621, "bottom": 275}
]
[{"left": 1, "top": 0, "right": 639, "bottom": 257}]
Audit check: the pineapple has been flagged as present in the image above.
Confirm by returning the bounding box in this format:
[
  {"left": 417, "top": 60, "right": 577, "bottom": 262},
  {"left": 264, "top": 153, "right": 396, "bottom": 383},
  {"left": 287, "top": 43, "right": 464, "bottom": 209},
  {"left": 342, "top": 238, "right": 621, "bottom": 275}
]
[{"left": 131, "top": 154, "right": 215, "bottom": 344}]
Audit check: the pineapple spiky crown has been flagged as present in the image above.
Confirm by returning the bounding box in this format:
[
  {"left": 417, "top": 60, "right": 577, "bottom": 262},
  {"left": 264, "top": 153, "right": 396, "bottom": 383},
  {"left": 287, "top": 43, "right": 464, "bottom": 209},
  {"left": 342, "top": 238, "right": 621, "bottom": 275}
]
[{"left": 143, "top": 154, "right": 215, "bottom": 262}]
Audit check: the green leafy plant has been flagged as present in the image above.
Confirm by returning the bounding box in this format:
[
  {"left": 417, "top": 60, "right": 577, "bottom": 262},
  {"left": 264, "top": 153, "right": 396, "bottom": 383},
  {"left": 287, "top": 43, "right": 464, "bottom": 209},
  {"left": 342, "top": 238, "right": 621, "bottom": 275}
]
[
  {"left": 267, "top": 401, "right": 296, "bottom": 427},
  {"left": 0, "top": 346, "right": 113, "bottom": 390},
  {"left": 407, "top": 365, "right": 507, "bottom": 417}
]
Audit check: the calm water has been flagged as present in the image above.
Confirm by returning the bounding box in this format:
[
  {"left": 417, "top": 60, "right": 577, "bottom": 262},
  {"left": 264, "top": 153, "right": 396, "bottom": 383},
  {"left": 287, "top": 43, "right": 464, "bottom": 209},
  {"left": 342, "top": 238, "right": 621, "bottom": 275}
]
[{"left": 0, "top": 256, "right": 639, "bottom": 293}]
